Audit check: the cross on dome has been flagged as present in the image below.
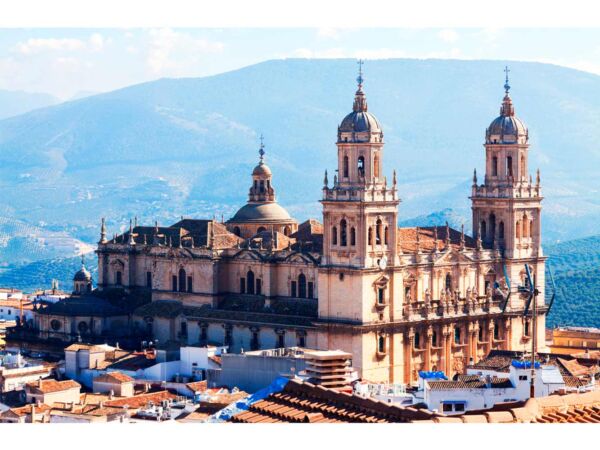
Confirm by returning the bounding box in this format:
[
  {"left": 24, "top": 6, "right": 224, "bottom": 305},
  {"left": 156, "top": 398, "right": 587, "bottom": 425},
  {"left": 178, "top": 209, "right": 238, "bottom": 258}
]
[
  {"left": 259, "top": 134, "right": 265, "bottom": 163},
  {"left": 357, "top": 59, "right": 364, "bottom": 88},
  {"left": 504, "top": 66, "right": 511, "bottom": 94}
]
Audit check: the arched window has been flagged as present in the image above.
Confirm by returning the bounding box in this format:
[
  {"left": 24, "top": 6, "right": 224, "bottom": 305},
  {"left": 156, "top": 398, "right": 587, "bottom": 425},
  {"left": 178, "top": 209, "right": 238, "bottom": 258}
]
[
  {"left": 499, "top": 221, "right": 505, "bottom": 240},
  {"left": 454, "top": 327, "right": 461, "bottom": 344},
  {"left": 384, "top": 226, "right": 389, "bottom": 245},
  {"left": 478, "top": 327, "right": 484, "bottom": 342},
  {"left": 257, "top": 226, "right": 266, "bottom": 234},
  {"left": 357, "top": 156, "right": 365, "bottom": 178},
  {"left": 233, "top": 226, "right": 241, "bottom": 236},
  {"left": 492, "top": 156, "right": 498, "bottom": 176},
  {"left": 378, "top": 335, "right": 385, "bottom": 353},
  {"left": 259, "top": 180, "right": 265, "bottom": 193},
  {"left": 481, "top": 220, "right": 487, "bottom": 241},
  {"left": 522, "top": 213, "right": 528, "bottom": 238},
  {"left": 283, "top": 226, "right": 291, "bottom": 237},
  {"left": 368, "top": 227, "right": 373, "bottom": 246},
  {"left": 493, "top": 323, "right": 500, "bottom": 340},
  {"left": 520, "top": 155, "right": 526, "bottom": 177},
  {"left": 445, "top": 274, "right": 452, "bottom": 291},
  {"left": 340, "top": 219, "right": 347, "bottom": 246},
  {"left": 298, "top": 273, "right": 307, "bottom": 298},
  {"left": 374, "top": 153, "right": 380, "bottom": 178},
  {"left": 432, "top": 331, "right": 438, "bottom": 347},
  {"left": 529, "top": 219, "right": 534, "bottom": 239},
  {"left": 247, "top": 270, "right": 255, "bottom": 295},
  {"left": 350, "top": 227, "right": 356, "bottom": 246},
  {"left": 489, "top": 213, "right": 496, "bottom": 242},
  {"left": 414, "top": 332, "right": 420, "bottom": 349},
  {"left": 343, "top": 155, "right": 349, "bottom": 178},
  {"left": 376, "top": 219, "right": 382, "bottom": 245},
  {"left": 332, "top": 226, "right": 338, "bottom": 246},
  {"left": 516, "top": 220, "right": 521, "bottom": 239},
  {"left": 178, "top": 268, "right": 186, "bottom": 292},
  {"left": 506, "top": 156, "right": 513, "bottom": 177}
]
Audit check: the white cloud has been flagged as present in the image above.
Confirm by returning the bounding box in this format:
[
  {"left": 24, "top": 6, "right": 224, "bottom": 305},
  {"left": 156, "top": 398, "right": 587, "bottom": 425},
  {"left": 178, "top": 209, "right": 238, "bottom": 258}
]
[
  {"left": 291, "top": 47, "right": 346, "bottom": 58},
  {"left": 438, "top": 29, "right": 459, "bottom": 43},
  {"left": 12, "top": 34, "right": 108, "bottom": 55},
  {"left": 316, "top": 27, "right": 340, "bottom": 40},
  {"left": 146, "top": 28, "right": 224, "bottom": 75},
  {"left": 352, "top": 48, "right": 407, "bottom": 59},
  {"left": 14, "top": 38, "right": 86, "bottom": 55},
  {"left": 89, "top": 33, "right": 105, "bottom": 51}
]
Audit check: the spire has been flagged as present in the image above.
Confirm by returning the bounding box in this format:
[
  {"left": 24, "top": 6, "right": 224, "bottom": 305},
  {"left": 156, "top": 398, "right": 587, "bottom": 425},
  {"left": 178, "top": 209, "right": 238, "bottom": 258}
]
[
  {"left": 460, "top": 223, "right": 465, "bottom": 250},
  {"left": 504, "top": 65, "right": 511, "bottom": 94},
  {"left": 353, "top": 59, "right": 368, "bottom": 113},
  {"left": 392, "top": 169, "right": 397, "bottom": 188},
  {"left": 477, "top": 221, "right": 483, "bottom": 250},
  {"left": 100, "top": 217, "right": 107, "bottom": 244},
  {"left": 500, "top": 66, "right": 515, "bottom": 117},
  {"left": 81, "top": 254, "right": 85, "bottom": 269},
  {"left": 445, "top": 221, "right": 451, "bottom": 248},
  {"left": 536, "top": 168, "right": 541, "bottom": 186},
  {"left": 323, "top": 169, "right": 328, "bottom": 188},
  {"left": 473, "top": 168, "right": 477, "bottom": 186},
  {"left": 259, "top": 134, "right": 265, "bottom": 163}
]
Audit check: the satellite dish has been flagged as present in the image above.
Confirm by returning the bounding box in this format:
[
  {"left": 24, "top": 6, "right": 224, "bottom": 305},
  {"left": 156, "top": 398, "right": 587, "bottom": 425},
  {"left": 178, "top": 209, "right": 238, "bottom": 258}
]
[{"left": 378, "top": 256, "right": 388, "bottom": 270}]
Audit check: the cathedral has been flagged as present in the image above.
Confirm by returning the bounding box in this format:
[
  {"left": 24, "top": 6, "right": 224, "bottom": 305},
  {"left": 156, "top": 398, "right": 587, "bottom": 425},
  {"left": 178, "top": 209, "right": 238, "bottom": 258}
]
[{"left": 86, "top": 66, "right": 546, "bottom": 384}]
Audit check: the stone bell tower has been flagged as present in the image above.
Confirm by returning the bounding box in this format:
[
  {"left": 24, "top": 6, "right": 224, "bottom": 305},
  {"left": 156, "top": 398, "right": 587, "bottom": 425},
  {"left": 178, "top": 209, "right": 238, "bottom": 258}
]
[
  {"left": 471, "top": 67, "right": 543, "bottom": 261},
  {"left": 319, "top": 61, "right": 400, "bottom": 324},
  {"left": 471, "top": 68, "right": 546, "bottom": 350}
]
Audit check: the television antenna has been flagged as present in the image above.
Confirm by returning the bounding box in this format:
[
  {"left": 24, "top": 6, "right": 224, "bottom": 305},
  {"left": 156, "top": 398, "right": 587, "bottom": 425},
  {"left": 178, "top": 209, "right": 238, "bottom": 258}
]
[{"left": 521, "top": 264, "right": 540, "bottom": 398}]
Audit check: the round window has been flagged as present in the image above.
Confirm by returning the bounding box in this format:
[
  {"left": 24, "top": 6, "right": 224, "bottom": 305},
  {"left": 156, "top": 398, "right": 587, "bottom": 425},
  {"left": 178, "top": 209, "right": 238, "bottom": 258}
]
[{"left": 50, "top": 319, "right": 61, "bottom": 331}]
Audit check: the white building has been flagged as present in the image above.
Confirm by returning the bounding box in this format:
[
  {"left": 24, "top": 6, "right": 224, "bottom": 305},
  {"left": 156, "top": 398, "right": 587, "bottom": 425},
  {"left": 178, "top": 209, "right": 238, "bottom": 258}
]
[
  {"left": 0, "top": 352, "right": 53, "bottom": 393},
  {"left": 419, "top": 360, "right": 580, "bottom": 415}
]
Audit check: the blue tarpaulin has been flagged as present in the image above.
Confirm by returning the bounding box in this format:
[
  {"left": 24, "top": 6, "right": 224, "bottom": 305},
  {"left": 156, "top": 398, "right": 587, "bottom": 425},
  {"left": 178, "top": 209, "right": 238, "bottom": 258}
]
[
  {"left": 511, "top": 360, "right": 541, "bottom": 369},
  {"left": 418, "top": 371, "right": 447, "bottom": 380},
  {"left": 207, "top": 376, "right": 290, "bottom": 423}
]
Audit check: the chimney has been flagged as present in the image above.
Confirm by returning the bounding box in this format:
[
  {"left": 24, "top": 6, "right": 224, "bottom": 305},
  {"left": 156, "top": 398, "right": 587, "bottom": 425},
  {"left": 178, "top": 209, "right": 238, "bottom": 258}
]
[
  {"left": 37, "top": 377, "right": 43, "bottom": 388},
  {"left": 99, "top": 401, "right": 104, "bottom": 408},
  {"left": 30, "top": 404, "right": 36, "bottom": 422},
  {"left": 109, "top": 389, "right": 114, "bottom": 400}
]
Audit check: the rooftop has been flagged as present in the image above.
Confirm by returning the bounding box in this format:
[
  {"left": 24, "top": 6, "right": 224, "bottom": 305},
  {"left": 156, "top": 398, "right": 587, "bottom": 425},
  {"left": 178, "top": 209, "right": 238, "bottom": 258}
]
[
  {"left": 229, "top": 379, "right": 435, "bottom": 423},
  {"left": 26, "top": 379, "right": 81, "bottom": 394}
]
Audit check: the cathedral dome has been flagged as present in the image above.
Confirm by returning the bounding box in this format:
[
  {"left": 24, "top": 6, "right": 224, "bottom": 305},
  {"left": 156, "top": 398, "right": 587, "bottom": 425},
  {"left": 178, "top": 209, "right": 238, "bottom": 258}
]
[
  {"left": 230, "top": 202, "right": 293, "bottom": 223},
  {"left": 339, "top": 109, "right": 382, "bottom": 133},
  {"left": 73, "top": 265, "right": 91, "bottom": 282},
  {"left": 486, "top": 73, "right": 528, "bottom": 144}
]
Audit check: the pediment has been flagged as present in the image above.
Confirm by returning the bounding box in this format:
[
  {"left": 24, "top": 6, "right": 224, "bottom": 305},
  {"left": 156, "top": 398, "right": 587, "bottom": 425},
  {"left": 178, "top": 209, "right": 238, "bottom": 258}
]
[
  {"left": 433, "top": 250, "right": 474, "bottom": 266},
  {"left": 283, "top": 252, "right": 314, "bottom": 264},
  {"left": 232, "top": 249, "right": 262, "bottom": 261}
]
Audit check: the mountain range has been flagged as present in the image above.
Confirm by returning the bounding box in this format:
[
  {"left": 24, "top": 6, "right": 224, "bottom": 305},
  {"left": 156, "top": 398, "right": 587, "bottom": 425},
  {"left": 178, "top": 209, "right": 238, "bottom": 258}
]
[{"left": 0, "top": 58, "right": 600, "bottom": 271}]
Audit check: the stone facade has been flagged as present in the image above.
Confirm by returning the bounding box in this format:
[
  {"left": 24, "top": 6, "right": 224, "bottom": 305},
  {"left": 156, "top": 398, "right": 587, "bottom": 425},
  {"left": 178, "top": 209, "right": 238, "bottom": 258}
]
[{"left": 92, "top": 66, "right": 547, "bottom": 385}]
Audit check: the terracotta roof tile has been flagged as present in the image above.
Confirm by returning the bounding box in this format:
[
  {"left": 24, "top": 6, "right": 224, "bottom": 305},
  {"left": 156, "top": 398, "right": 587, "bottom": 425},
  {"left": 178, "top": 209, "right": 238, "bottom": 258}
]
[
  {"left": 230, "top": 379, "right": 436, "bottom": 423},
  {"left": 26, "top": 379, "right": 81, "bottom": 394}
]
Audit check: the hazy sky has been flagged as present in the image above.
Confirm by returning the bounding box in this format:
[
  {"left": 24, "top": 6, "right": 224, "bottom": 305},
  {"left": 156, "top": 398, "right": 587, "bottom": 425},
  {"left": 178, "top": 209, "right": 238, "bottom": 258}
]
[{"left": 1, "top": 28, "right": 600, "bottom": 99}]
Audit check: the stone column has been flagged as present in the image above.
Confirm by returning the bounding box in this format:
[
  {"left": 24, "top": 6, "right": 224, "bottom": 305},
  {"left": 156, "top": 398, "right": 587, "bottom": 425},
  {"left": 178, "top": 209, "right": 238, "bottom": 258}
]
[
  {"left": 488, "top": 319, "right": 495, "bottom": 354},
  {"left": 441, "top": 325, "right": 452, "bottom": 376},
  {"left": 425, "top": 325, "right": 433, "bottom": 372},
  {"left": 404, "top": 327, "right": 415, "bottom": 384}
]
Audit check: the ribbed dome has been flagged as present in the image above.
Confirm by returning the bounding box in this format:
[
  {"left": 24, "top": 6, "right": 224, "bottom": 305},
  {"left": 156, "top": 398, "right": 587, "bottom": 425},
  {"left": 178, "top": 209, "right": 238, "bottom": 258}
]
[
  {"left": 230, "top": 202, "right": 294, "bottom": 223},
  {"left": 252, "top": 162, "right": 272, "bottom": 177},
  {"left": 486, "top": 91, "right": 528, "bottom": 144},
  {"left": 73, "top": 266, "right": 91, "bottom": 282},
  {"left": 339, "top": 110, "right": 382, "bottom": 133}
]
